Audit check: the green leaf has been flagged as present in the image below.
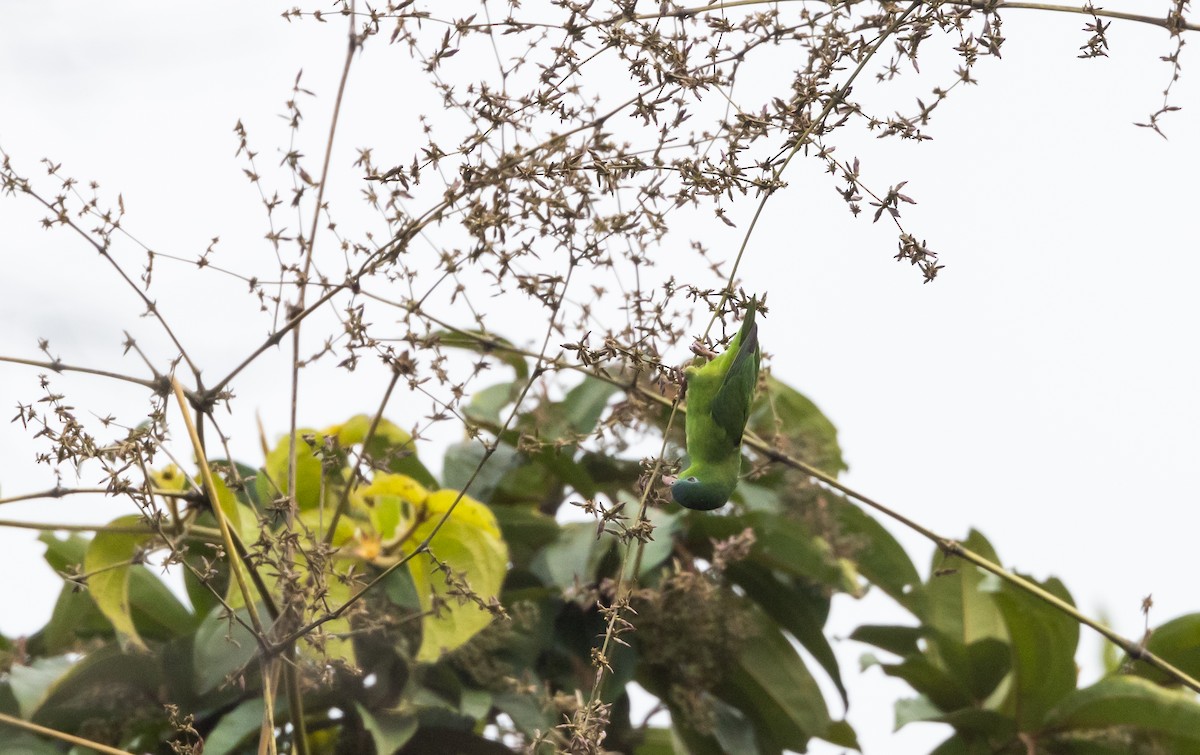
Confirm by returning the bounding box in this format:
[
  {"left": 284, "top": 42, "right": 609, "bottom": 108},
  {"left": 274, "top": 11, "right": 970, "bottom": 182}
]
[
  {"left": 556, "top": 377, "right": 620, "bottom": 437},
  {"left": 442, "top": 440, "right": 521, "bottom": 502},
  {"left": 39, "top": 531, "right": 86, "bottom": 571},
  {"left": 8, "top": 655, "right": 76, "bottom": 720},
  {"left": 83, "top": 515, "right": 152, "bottom": 650},
  {"left": 490, "top": 504, "right": 560, "bottom": 569},
  {"left": 0, "top": 733, "right": 61, "bottom": 754},
  {"left": 709, "top": 695, "right": 761, "bottom": 754},
  {"left": 464, "top": 382, "right": 517, "bottom": 427},
  {"left": 992, "top": 573, "right": 1079, "bottom": 730},
  {"left": 748, "top": 376, "right": 846, "bottom": 475},
  {"left": 530, "top": 522, "right": 610, "bottom": 591},
  {"left": 432, "top": 329, "right": 529, "bottom": 384},
  {"left": 356, "top": 703, "right": 418, "bottom": 754},
  {"left": 692, "top": 512, "right": 851, "bottom": 592},
  {"left": 1130, "top": 612, "right": 1200, "bottom": 685},
  {"left": 963, "top": 637, "right": 1010, "bottom": 701},
  {"left": 35, "top": 532, "right": 192, "bottom": 652},
  {"left": 894, "top": 695, "right": 942, "bottom": 730},
  {"left": 196, "top": 698, "right": 266, "bottom": 755},
  {"left": 727, "top": 561, "right": 847, "bottom": 708},
  {"left": 849, "top": 624, "right": 923, "bottom": 658},
  {"left": 493, "top": 691, "right": 553, "bottom": 739},
  {"left": 827, "top": 494, "right": 921, "bottom": 608},
  {"left": 821, "top": 719, "right": 861, "bottom": 751},
  {"left": 882, "top": 655, "right": 973, "bottom": 713},
  {"left": 1043, "top": 675, "right": 1200, "bottom": 747},
  {"left": 715, "top": 602, "right": 832, "bottom": 752},
  {"left": 192, "top": 605, "right": 259, "bottom": 694},
  {"left": 12, "top": 647, "right": 161, "bottom": 729},
  {"left": 916, "top": 530, "right": 1007, "bottom": 682},
  {"left": 928, "top": 733, "right": 995, "bottom": 755},
  {"left": 634, "top": 727, "right": 678, "bottom": 755}
]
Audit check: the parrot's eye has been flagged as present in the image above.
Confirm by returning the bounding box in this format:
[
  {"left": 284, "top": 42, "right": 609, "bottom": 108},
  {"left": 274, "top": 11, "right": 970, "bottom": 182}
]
[{"left": 687, "top": 476, "right": 699, "bottom": 483}]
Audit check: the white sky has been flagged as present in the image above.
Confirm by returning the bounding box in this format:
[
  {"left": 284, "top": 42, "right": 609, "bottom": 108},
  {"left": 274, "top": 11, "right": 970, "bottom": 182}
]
[{"left": 1, "top": 3, "right": 1198, "bottom": 754}]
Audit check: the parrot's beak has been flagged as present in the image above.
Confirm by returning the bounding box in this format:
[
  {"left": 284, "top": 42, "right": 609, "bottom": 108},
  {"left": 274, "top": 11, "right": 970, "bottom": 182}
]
[{"left": 661, "top": 474, "right": 678, "bottom": 486}]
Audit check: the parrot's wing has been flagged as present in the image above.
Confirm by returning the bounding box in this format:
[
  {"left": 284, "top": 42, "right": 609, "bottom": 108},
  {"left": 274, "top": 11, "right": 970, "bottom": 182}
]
[{"left": 710, "top": 318, "right": 759, "bottom": 445}]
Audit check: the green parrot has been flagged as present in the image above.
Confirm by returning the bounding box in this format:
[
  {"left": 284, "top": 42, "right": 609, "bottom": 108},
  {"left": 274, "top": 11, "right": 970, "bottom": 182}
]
[{"left": 671, "top": 298, "right": 761, "bottom": 511}]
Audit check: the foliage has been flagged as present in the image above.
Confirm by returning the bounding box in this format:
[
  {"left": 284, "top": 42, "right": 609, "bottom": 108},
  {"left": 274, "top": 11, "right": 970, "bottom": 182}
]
[
  {"left": 0, "top": 377, "right": 860, "bottom": 753},
  {"left": 0, "top": 0, "right": 1197, "bottom": 753}
]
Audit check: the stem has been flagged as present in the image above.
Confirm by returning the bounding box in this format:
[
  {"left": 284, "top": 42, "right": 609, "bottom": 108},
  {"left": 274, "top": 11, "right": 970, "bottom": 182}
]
[
  {"left": 171, "top": 378, "right": 267, "bottom": 639},
  {"left": 0, "top": 712, "right": 135, "bottom": 755}
]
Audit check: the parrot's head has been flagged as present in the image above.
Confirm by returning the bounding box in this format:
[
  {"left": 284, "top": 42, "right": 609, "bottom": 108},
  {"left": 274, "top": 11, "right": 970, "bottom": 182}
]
[{"left": 670, "top": 474, "right": 734, "bottom": 511}]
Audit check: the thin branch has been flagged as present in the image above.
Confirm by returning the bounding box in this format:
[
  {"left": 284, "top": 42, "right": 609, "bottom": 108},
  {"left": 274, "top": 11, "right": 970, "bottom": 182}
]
[{"left": 0, "top": 712, "right": 135, "bottom": 755}]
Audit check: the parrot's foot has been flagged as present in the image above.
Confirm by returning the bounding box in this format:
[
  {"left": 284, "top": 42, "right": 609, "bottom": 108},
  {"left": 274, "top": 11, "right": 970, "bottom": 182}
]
[{"left": 690, "top": 341, "right": 718, "bottom": 360}]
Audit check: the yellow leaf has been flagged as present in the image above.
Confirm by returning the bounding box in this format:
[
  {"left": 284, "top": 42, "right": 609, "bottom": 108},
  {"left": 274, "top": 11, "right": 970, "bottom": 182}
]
[
  {"left": 84, "top": 515, "right": 152, "bottom": 651},
  {"left": 405, "top": 489, "right": 508, "bottom": 662}
]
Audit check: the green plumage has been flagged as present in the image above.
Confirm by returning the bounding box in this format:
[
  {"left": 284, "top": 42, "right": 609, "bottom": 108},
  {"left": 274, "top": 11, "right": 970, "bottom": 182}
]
[{"left": 672, "top": 298, "right": 761, "bottom": 511}]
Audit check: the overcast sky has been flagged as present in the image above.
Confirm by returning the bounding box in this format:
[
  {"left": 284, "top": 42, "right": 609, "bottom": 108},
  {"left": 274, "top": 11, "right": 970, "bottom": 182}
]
[{"left": 2, "top": 3, "right": 1198, "bottom": 753}]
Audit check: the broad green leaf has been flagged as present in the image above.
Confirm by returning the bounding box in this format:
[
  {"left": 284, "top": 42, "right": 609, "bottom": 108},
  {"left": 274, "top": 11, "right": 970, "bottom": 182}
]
[
  {"left": 557, "top": 377, "right": 620, "bottom": 437},
  {"left": 1130, "top": 612, "right": 1200, "bottom": 685},
  {"left": 460, "top": 688, "right": 493, "bottom": 720},
  {"left": 489, "top": 504, "right": 560, "bottom": 568},
  {"left": 12, "top": 647, "right": 161, "bottom": 729},
  {"left": 37, "top": 533, "right": 192, "bottom": 651},
  {"left": 1043, "top": 675, "right": 1200, "bottom": 747},
  {"left": 432, "top": 329, "right": 529, "bottom": 384},
  {"left": 917, "top": 530, "right": 1007, "bottom": 680},
  {"left": 935, "top": 708, "right": 1017, "bottom": 739},
  {"left": 929, "top": 733, "right": 995, "bottom": 755},
  {"left": 531, "top": 522, "right": 610, "bottom": 591},
  {"left": 83, "top": 515, "right": 153, "bottom": 650},
  {"left": 992, "top": 573, "right": 1079, "bottom": 730},
  {"left": 748, "top": 376, "right": 846, "bottom": 475},
  {"left": 821, "top": 719, "right": 861, "bottom": 751},
  {"left": 8, "top": 655, "right": 76, "bottom": 719},
  {"left": 963, "top": 637, "right": 1010, "bottom": 701},
  {"left": 827, "top": 494, "right": 920, "bottom": 608},
  {"left": 464, "top": 382, "right": 517, "bottom": 427},
  {"left": 384, "top": 563, "right": 422, "bottom": 611},
  {"left": 193, "top": 605, "right": 259, "bottom": 694},
  {"left": 202, "top": 698, "right": 267, "bottom": 755},
  {"left": 357, "top": 703, "right": 418, "bottom": 754},
  {"left": 882, "top": 655, "right": 973, "bottom": 713},
  {"left": 709, "top": 695, "right": 760, "bottom": 754},
  {"left": 693, "top": 512, "right": 853, "bottom": 593},
  {"left": 442, "top": 440, "right": 521, "bottom": 502},
  {"left": 727, "top": 560, "right": 847, "bottom": 708},
  {"left": 38, "top": 531, "right": 87, "bottom": 573},
  {"left": 37, "top": 583, "right": 115, "bottom": 653},
  {"left": 403, "top": 486, "right": 509, "bottom": 662},
  {"left": 849, "top": 624, "right": 923, "bottom": 658},
  {"left": 715, "top": 602, "right": 832, "bottom": 752},
  {"left": 0, "top": 733, "right": 60, "bottom": 754},
  {"left": 493, "top": 690, "right": 553, "bottom": 739},
  {"left": 894, "top": 695, "right": 942, "bottom": 730},
  {"left": 634, "top": 727, "right": 678, "bottom": 755},
  {"left": 898, "top": 698, "right": 1015, "bottom": 739}
]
